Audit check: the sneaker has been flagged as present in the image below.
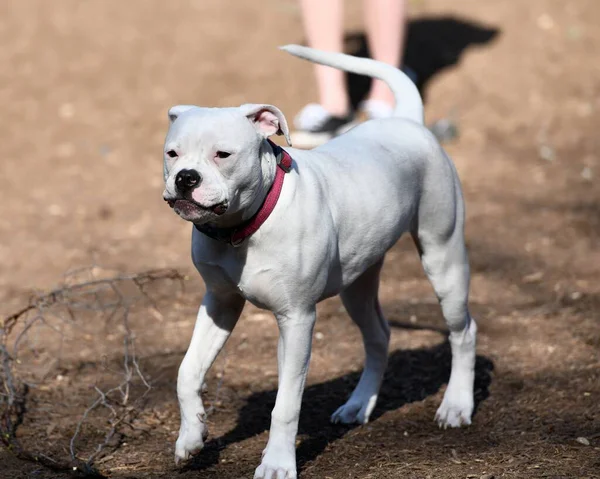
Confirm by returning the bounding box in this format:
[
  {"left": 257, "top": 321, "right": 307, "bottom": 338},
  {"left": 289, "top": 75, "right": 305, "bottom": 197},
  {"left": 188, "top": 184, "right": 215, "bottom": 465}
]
[
  {"left": 359, "top": 67, "right": 419, "bottom": 120},
  {"left": 291, "top": 103, "right": 355, "bottom": 148},
  {"left": 360, "top": 99, "right": 394, "bottom": 120}
]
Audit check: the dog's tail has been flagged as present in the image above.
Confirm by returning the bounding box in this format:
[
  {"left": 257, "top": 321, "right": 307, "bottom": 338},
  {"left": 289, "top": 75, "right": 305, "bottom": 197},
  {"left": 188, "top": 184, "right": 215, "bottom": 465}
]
[{"left": 280, "top": 44, "right": 423, "bottom": 125}]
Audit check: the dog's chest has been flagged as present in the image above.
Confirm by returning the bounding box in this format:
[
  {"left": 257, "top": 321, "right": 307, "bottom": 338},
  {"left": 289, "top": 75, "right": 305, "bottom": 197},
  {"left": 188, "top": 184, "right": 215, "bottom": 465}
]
[{"left": 195, "top": 248, "right": 283, "bottom": 311}]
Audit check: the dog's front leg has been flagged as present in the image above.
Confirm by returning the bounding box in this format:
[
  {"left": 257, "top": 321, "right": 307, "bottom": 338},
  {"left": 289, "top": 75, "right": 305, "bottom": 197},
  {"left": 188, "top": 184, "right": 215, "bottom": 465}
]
[
  {"left": 175, "top": 291, "right": 245, "bottom": 464},
  {"left": 254, "top": 308, "right": 316, "bottom": 479}
]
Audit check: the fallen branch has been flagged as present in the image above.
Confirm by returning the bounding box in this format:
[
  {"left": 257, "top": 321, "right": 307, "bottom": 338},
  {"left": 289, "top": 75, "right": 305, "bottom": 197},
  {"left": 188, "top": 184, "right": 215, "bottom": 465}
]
[{"left": 0, "top": 267, "right": 184, "bottom": 477}]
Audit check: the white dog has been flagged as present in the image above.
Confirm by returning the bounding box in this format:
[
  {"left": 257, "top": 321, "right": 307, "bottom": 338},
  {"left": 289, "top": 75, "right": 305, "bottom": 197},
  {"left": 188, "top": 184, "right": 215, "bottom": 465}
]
[{"left": 162, "top": 45, "right": 477, "bottom": 479}]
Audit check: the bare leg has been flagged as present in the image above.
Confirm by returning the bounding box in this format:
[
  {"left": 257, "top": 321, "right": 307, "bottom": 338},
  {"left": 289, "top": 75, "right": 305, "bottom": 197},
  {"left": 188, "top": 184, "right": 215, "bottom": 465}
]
[
  {"left": 364, "top": 0, "right": 408, "bottom": 106},
  {"left": 175, "top": 291, "right": 245, "bottom": 463},
  {"left": 299, "top": 0, "right": 350, "bottom": 116},
  {"left": 254, "top": 308, "right": 316, "bottom": 479}
]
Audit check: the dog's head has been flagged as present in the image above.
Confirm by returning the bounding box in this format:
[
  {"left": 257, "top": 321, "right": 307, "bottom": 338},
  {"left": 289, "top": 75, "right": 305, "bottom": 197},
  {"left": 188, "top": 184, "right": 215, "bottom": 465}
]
[{"left": 162, "top": 104, "right": 290, "bottom": 225}]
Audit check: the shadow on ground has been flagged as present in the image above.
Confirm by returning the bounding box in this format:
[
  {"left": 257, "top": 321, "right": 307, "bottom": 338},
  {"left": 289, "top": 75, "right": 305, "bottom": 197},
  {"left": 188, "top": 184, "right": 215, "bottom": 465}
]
[
  {"left": 344, "top": 15, "right": 500, "bottom": 108},
  {"left": 183, "top": 327, "right": 494, "bottom": 475}
]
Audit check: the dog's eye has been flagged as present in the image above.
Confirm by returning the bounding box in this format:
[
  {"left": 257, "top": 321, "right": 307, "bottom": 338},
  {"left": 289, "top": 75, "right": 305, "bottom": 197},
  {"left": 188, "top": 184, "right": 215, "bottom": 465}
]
[
  {"left": 166, "top": 150, "right": 178, "bottom": 158},
  {"left": 216, "top": 151, "right": 231, "bottom": 159}
]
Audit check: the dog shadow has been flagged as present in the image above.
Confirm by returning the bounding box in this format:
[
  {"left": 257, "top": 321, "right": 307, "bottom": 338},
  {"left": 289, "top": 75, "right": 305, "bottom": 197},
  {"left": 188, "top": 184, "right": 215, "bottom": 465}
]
[
  {"left": 183, "top": 324, "right": 494, "bottom": 474},
  {"left": 344, "top": 15, "right": 500, "bottom": 107}
]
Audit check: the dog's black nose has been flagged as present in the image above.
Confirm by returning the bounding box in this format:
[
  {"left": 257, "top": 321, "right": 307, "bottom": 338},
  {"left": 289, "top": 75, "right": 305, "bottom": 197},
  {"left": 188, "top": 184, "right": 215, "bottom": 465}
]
[{"left": 175, "top": 169, "right": 201, "bottom": 194}]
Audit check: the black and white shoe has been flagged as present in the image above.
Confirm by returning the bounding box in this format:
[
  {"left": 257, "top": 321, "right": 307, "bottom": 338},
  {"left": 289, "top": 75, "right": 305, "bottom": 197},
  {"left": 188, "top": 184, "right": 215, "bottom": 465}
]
[{"left": 291, "top": 103, "right": 356, "bottom": 148}]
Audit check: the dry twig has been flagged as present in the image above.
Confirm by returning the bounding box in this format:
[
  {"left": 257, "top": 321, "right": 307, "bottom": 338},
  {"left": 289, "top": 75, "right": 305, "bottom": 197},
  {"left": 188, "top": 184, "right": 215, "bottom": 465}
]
[{"left": 0, "top": 267, "right": 184, "bottom": 476}]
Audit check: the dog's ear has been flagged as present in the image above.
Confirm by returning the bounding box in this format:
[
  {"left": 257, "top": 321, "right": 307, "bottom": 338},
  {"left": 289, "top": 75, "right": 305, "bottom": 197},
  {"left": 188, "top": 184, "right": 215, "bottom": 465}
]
[
  {"left": 240, "top": 104, "right": 291, "bottom": 146},
  {"left": 168, "top": 105, "right": 195, "bottom": 124}
]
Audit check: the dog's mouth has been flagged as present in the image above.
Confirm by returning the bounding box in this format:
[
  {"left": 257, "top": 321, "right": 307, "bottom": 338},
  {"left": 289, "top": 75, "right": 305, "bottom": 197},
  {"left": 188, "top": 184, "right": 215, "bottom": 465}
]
[{"left": 165, "top": 198, "right": 229, "bottom": 216}]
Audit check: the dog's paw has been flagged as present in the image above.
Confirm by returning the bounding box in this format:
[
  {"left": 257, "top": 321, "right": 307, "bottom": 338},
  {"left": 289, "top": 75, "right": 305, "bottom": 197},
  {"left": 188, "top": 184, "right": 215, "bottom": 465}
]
[
  {"left": 435, "top": 390, "right": 473, "bottom": 429},
  {"left": 330, "top": 394, "right": 377, "bottom": 425},
  {"left": 254, "top": 444, "right": 297, "bottom": 479},
  {"left": 254, "top": 464, "right": 297, "bottom": 479},
  {"left": 174, "top": 418, "right": 209, "bottom": 465}
]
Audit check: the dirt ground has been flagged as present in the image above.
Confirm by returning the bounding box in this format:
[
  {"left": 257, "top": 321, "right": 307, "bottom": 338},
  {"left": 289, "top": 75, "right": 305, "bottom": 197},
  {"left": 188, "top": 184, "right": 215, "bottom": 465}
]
[{"left": 1, "top": 0, "right": 599, "bottom": 478}]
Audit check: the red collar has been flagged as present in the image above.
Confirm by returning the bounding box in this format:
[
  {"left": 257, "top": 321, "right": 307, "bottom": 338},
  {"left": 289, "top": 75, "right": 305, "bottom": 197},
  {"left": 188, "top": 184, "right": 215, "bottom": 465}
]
[{"left": 194, "top": 139, "right": 292, "bottom": 246}]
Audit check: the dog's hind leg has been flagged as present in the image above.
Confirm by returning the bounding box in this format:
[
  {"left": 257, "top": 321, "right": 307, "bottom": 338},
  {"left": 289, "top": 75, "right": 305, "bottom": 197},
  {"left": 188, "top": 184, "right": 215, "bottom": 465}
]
[
  {"left": 331, "top": 259, "right": 390, "bottom": 424},
  {"left": 412, "top": 175, "right": 477, "bottom": 428}
]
